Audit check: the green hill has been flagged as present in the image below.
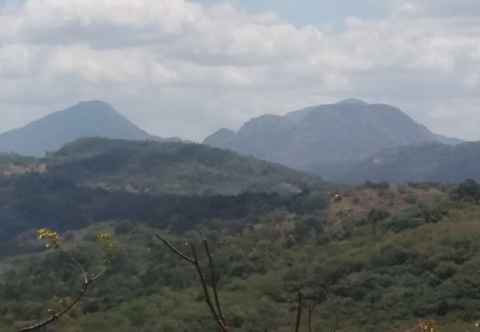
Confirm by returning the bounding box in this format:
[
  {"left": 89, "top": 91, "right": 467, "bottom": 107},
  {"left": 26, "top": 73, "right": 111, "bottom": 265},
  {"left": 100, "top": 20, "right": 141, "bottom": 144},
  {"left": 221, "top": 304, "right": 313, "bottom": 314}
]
[
  {"left": 0, "top": 138, "right": 326, "bottom": 250},
  {"left": 46, "top": 138, "right": 324, "bottom": 196}
]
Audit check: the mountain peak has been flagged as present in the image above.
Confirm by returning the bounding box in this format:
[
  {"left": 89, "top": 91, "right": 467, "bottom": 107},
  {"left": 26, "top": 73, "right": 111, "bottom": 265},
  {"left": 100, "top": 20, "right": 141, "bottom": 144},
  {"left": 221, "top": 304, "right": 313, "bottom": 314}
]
[
  {"left": 204, "top": 100, "right": 462, "bottom": 177},
  {"left": 75, "top": 100, "right": 114, "bottom": 108},
  {"left": 337, "top": 98, "right": 369, "bottom": 106},
  {"left": 0, "top": 101, "right": 151, "bottom": 156},
  {"left": 68, "top": 100, "right": 118, "bottom": 114}
]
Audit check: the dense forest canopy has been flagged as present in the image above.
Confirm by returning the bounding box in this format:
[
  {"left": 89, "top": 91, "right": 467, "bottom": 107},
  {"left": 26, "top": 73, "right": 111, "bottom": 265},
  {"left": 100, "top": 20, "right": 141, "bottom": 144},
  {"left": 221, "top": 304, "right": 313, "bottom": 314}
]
[{"left": 2, "top": 176, "right": 480, "bottom": 331}]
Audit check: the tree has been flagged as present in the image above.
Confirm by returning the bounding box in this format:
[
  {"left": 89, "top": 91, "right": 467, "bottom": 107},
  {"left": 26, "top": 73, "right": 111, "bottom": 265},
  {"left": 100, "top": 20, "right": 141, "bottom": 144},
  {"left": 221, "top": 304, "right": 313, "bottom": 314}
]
[
  {"left": 156, "top": 235, "right": 306, "bottom": 332},
  {"left": 367, "top": 209, "right": 390, "bottom": 238},
  {"left": 17, "top": 229, "right": 113, "bottom": 332},
  {"left": 453, "top": 179, "right": 480, "bottom": 204}
]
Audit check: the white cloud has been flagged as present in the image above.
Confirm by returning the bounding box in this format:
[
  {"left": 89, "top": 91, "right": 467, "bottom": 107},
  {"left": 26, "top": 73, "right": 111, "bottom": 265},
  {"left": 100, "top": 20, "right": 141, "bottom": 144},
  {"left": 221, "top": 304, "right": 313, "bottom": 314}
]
[
  {"left": 389, "top": 0, "right": 480, "bottom": 17},
  {"left": 0, "top": 0, "right": 479, "bottom": 141}
]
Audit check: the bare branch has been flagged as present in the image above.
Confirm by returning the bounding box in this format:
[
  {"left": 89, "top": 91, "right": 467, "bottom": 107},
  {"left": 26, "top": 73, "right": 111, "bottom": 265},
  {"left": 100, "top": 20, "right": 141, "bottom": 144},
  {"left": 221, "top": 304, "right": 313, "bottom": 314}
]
[
  {"left": 331, "top": 312, "right": 338, "bottom": 332},
  {"left": 203, "top": 239, "right": 226, "bottom": 324},
  {"left": 155, "top": 234, "right": 195, "bottom": 264},
  {"left": 190, "top": 243, "right": 229, "bottom": 332},
  {"left": 156, "top": 234, "right": 229, "bottom": 332},
  {"left": 64, "top": 249, "right": 89, "bottom": 285},
  {"left": 17, "top": 249, "right": 105, "bottom": 332},
  {"left": 308, "top": 303, "right": 317, "bottom": 332},
  {"left": 295, "top": 292, "right": 303, "bottom": 332}
]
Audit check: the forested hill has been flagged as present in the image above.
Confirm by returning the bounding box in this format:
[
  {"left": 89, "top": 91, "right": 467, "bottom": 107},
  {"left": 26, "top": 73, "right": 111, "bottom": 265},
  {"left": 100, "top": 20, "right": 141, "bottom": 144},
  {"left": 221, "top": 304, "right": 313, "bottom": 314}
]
[
  {"left": 0, "top": 137, "right": 327, "bottom": 256},
  {"left": 339, "top": 141, "right": 480, "bottom": 184},
  {"left": 45, "top": 137, "right": 324, "bottom": 196}
]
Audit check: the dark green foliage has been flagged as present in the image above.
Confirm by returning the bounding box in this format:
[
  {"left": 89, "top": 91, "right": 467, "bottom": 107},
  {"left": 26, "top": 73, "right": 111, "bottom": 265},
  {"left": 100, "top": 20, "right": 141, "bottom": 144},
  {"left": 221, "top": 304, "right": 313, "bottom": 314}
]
[
  {"left": 452, "top": 179, "right": 480, "bottom": 204},
  {"left": 0, "top": 153, "right": 36, "bottom": 166},
  {"left": 364, "top": 181, "right": 390, "bottom": 190},
  {"left": 1, "top": 186, "right": 479, "bottom": 331},
  {"left": 2, "top": 181, "right": 480, "bottom": 331},
  {"left": 0, "top": 172, "right": 327, "bottom": 256},
  {"left": 47, "top": 137, "right": 324, "bottom": 196}
]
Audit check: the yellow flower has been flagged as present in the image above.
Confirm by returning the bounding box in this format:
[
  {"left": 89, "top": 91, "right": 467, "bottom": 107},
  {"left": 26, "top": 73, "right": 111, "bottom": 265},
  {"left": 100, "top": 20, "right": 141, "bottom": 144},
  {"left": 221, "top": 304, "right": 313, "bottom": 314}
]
[
  {"left": 37, "top": 228, "right": 61, "bottom": 249},
  {"left": 96, "top": 232, "right": 117, "bottom": 262}
]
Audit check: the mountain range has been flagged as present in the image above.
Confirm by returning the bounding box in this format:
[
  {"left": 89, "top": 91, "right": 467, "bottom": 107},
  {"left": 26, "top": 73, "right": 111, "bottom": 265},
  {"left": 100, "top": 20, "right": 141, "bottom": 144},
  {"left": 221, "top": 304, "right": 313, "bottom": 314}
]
[
  {"left": 204, "top": 99, "right": 462, "bottom": 179},
  {"left": 2, "top": 98, "right": 478, "bottom": 185}
]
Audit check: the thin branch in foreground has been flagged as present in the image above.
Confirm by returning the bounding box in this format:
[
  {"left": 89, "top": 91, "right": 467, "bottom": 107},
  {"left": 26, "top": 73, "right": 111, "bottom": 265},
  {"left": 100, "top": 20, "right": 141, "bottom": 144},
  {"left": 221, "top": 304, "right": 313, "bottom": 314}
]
[
  {"left": 156, "top": 235, "right": 229, "bottom": 332},
  {"left": 155, "top": 235, "right": 195, "bottom": 264},
  {"left": 203, "top": 239, "right": 226, "bottom": 323},
  {"left": 294, "top": 292, "right": 304, "bottom": 332},
  {"left": 157, "top": 235, "right": 312, "bottom": 332},
  {"left": 190, "top": 243, "right": 225, "bottom": 331},
  {"left": 17, "top": 252, "right": 106, "bottom": 332},
  {"left": 307, "top": 302, "right": 317, "bottom": 332}
]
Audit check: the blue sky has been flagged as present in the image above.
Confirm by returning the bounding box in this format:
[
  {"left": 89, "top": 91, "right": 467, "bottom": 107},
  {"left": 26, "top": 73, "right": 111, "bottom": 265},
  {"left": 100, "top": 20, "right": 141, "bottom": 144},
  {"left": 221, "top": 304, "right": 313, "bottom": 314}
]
[{"left": 194, "top": 0, "right": 387, "bottom": 26}]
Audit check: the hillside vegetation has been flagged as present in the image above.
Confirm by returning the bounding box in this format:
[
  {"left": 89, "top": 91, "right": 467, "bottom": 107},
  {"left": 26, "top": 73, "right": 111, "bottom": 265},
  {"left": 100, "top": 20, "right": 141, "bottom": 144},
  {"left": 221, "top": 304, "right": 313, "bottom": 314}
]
[
  {"left": 2, "top": 182, "right": 480, "bottom": 331},
  {"left": 337, "top": 142, "right": 480, "bottom": 184},
  {"left": 46, "top": 138, "right": 323, "bottom": 196}
]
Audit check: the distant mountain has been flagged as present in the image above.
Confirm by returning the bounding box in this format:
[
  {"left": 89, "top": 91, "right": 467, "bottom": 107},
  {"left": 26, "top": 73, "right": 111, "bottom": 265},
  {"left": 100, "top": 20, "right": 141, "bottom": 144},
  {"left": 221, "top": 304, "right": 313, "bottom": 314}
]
[
  {"left": 0, "top": 101, "right": 154, "bottom": 157},
  {"left": 204, "top": 99, "right": 462, "bottom": 178},
  {"left": 46, "top": 138, "right": 324, "bottom": 195},
  {"left": 339, "top": 141, "right": 480, "bottom": 184}
]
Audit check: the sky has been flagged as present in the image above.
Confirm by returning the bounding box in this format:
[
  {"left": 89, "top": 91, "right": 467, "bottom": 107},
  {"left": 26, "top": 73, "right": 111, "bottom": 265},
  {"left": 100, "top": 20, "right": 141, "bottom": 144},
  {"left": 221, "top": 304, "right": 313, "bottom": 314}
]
[{"left": 0, "top": 0, "right": 480, "bottom": 141}]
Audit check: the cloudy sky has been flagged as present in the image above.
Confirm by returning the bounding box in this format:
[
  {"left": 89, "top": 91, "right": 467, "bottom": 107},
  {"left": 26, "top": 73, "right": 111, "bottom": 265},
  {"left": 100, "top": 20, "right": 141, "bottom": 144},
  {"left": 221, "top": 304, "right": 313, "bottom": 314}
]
[{"left": 1, "top": 0, "right": 479, "bottom": 141}]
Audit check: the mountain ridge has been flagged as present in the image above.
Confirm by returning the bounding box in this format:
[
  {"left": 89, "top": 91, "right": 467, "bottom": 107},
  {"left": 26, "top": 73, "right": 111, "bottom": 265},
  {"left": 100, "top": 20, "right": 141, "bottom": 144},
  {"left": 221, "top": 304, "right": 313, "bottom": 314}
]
[
  {"left": 44, "top": 137, "right": 324, "bottom": 196},
  {"left": 204, "top": 99, "right": 462, "bottom": 177}
]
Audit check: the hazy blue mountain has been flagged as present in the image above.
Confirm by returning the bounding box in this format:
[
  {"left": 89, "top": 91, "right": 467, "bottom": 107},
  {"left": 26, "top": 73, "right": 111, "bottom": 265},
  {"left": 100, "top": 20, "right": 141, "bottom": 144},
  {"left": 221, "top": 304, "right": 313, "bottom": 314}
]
[
  {"left": 0, "top": 101, "right": 152, "bottom": 156},
  {"left": 338, "top": 141, "right": 480, "bottom": 184},
  {"left": 204, "top": 99, "right": 461, "bottom": 178}
]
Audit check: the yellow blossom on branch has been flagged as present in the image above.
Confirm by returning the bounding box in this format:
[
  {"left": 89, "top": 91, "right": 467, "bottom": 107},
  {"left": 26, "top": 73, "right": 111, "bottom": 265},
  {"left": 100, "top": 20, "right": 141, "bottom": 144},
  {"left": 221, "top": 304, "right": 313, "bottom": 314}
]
[
  {"left": 96, "top": 232, "right": 118, "bottom": 262},
  {"left": 37, "top": 228, "right": 61, "bottom": 249}
]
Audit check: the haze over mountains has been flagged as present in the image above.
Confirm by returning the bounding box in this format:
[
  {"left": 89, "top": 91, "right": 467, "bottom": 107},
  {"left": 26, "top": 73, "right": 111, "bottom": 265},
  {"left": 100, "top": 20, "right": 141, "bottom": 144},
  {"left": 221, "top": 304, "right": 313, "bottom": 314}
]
[
  {"left": 3, "top": 98, "right": 479, "bottom": 184},
  {"left": 204, "top": 99, "right": 463, "bottom": 179},
  {"left": 342, "top": 141, "right": 480, "bottom": 184},
  {"left": 0, "top": 101, "right": 154, "bottom": 157}
]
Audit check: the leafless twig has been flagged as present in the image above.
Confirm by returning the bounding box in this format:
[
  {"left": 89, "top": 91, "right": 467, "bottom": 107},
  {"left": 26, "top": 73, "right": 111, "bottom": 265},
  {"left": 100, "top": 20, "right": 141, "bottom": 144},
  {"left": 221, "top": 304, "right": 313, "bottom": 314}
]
[
  {"left": 307, "top": 302, "right": 317, "bottom": 332},
  {"left": 203, "top": 239, "right": 226, "bottom": 323},
  {"left": 294, "top": 292, "right": 303, "bottom": 332},
  {"left": 156, "top": 234, "right": 229, "bottom": 332},
  {"left": 157, "top": 234, "right": 318, "bottom": 332},
  {"left": 18, "top": 252, "right": 105, "bottom": 332}
]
